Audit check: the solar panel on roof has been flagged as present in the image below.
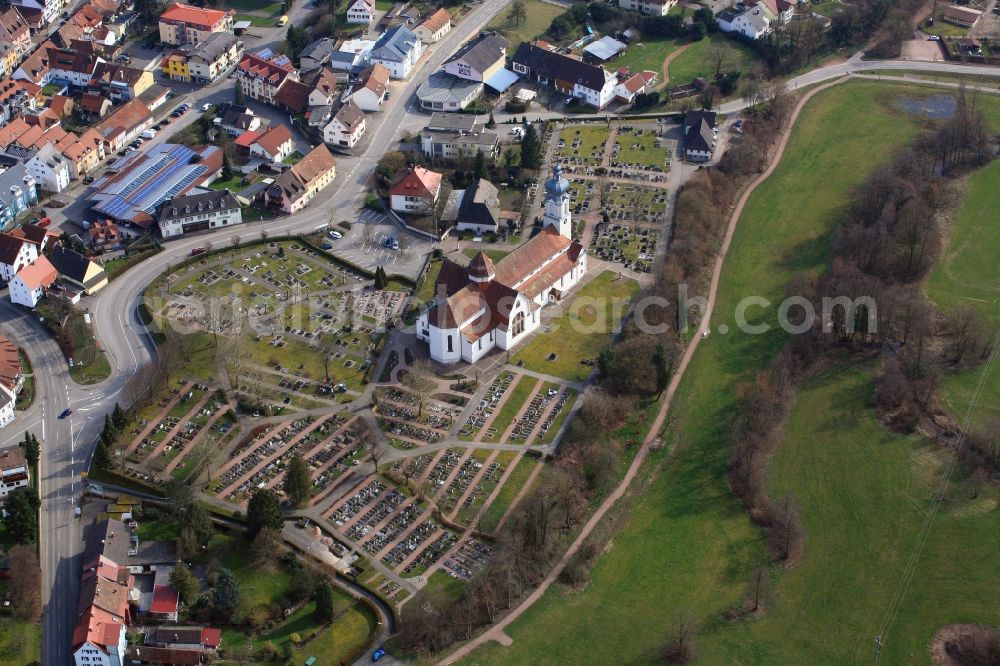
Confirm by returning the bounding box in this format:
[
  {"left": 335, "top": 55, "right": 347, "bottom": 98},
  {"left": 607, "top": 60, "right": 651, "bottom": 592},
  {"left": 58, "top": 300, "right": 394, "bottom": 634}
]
[
  {"left": 255, "top": 48, "right": 273, "bottom": 60},
  {"left": 271, "top": 54, "right": 292, "bottom": 68}
]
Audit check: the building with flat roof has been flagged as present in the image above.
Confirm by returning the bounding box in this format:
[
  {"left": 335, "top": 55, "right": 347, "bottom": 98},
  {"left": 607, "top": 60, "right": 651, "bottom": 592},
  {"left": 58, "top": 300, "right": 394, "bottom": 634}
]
[{"left": 415, "top": 72, "right": 483, "bottom": 112}]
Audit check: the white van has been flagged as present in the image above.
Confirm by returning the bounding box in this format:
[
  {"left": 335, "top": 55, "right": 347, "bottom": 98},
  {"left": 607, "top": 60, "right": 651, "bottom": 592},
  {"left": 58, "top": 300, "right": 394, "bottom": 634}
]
[{"left": 140, "top": 129, "right": 156, "bottom": 140}]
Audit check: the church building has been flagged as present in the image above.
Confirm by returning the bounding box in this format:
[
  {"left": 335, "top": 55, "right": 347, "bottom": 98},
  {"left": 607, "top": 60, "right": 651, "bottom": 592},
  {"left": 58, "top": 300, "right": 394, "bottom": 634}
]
[{"left": 416, "top": 165, "right": 587, "bottom": 364}]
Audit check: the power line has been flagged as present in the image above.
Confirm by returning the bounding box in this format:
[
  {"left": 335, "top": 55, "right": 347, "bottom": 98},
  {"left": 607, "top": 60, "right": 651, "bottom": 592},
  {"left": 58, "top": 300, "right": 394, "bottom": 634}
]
[{"left": 873, "top": 332, "right": 1000, "bottom": 665}]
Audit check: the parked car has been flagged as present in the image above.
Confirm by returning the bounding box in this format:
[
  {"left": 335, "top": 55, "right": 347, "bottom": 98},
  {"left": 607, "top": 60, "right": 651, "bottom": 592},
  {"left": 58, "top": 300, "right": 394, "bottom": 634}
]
[
  {"left": 38, "top": 217, "right": 51, "bottom": 227},
  {"left": 201, "top": 103, "right": 213, "bottom": 112},
  {"left": 371, "top": 648, "right": 386, "bottom": 662},
  {"left": 59, "top": 409, "right": 72, "bottom": 419},
  {"left": 328, "top": 230, "right": 342, "bottom": 239},
  {"left": 191, "top": 247, "right": 207, "bottom": 256}
]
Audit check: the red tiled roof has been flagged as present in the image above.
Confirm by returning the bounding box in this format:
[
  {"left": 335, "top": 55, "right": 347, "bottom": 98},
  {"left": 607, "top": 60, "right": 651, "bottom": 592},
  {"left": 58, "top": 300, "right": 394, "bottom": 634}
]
[
  {"left": 494, "top": 226, "right": 573, "bottom": 286},
  {"left": 0, "top": 335, "right": 19, "bottom": 392},
  {"left": 159, "top": 3, "right": 230, "bottom": 29},
  {"left": 290, "top": 144, "right": 336, "bottom": 185},
  {"left": 420, "top": 8, "right": 450, "bottom": 32},
  {"left": 201, "top": 627, "right": 221, "bottom": 648},
  {"left": 14, "top": 255, "right": 57, "bottom": 291},
  {"left": 234, "top": 129, "right": 261, "bottom": 147},
  {"left": 254, "top": 124, "right": 292, "bottom": 156},
  {"left": 389, "top": 166, "right": 441, "bottom": 199},
  {"left": 150, "top": 584, "right": 179, "bottom": 614}
]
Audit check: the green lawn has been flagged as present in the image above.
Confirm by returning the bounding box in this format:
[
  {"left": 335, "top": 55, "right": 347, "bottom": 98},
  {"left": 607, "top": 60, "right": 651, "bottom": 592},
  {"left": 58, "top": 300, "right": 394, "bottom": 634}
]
[
  {"left": 861, "top": 69, "right": 1000, "bottom": 89},
  {"left": 667, "top": 33, "right": 760, "bottom": 87},
  {"left": 461, "top": 248, "right": 510, "bottom": 263},
  {"left": 927, "top": 158, "right": 1000, "bottom": 425},
  {"left": 478, "top": 455, "right": 538, "bottom": 534},
  {"left": 483, "top": 376, "right": 539, "bottom": 443},
  {"left": 923, "top": 12, "right": 969, "bottom": 37},
  {"left": 484, "top": 0, "right": 567, "bottom": 49},
  {"left": 511, "top": 271, "right": 639, "bottom": 382},
  {"left": 208, "top": 174, "right": 246, "bottom": 191},
  {"left": 223, "top": 0, "right": 282, "bottom": 13},
  {"left": 416, "top": 259, "right": 443, "bottom": 304},
  {"left": 809, "top": 0, "right": 846, "bottom": 17},
  {"left": 614, "top": 37, "right": 686, "bottom": 78},
  {"left": 464, "top": 81, "right": 947, "bottom": 665},
  {"left": 0, "top": 615, "right": 41, "bottom": 664},
  {"left": 235, "top": 13, "right": 280, "bottom": 27}
]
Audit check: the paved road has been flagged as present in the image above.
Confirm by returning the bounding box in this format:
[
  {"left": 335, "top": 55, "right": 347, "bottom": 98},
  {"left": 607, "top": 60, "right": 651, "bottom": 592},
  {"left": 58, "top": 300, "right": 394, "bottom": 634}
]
[{"left": 10, "top": 36, "right": 1000, "bottom": 663}]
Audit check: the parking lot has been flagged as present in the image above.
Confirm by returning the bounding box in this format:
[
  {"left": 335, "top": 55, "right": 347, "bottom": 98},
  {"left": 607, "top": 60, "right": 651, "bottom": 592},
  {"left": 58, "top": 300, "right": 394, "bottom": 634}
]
[{"left": 328, "top": 209, "right": 435, "bottom": 280}]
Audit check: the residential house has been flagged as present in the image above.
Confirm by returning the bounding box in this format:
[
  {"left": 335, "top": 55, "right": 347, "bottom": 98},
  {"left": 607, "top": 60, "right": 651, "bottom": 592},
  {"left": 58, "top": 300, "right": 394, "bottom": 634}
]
[
  {"left": 343, "top": 63, "right": 389, "bottom": 111},
  {"left": 235, "top": 50, "right": 298, "bottom": 104},
  {"left": 683, "top": 108, "right": 716, "bottom": 161},
  {"left": 90, "top": 62, "right": 154, "bottom": 101},
  {"left": 389, "top": 165, "right": 442, "bottom": 215},
  {"left": 0, "top": 43, "right": 18, "bottom": 81},
  {"left": 0, "top": 447, "right": 30, "bottom": 495},
  {"left": 248, "top": 124, "right": 293, "bottom": 161},
  {"left": 8, "top": 254, "right": 56, "bottom": 307},
  {"left": 78, "top": 92, "right": 112, "bottom": 121},
  {"left": 443, "top": 32, "right": 508, "bottom": 83},
  {"left": 346, "top": 0, "right": 375, "bottom": 24},
  {"left": 48, "top": 47, "right": 105, "bottom": 91},
  {"left": 94, "top": 99, "right": 153, "bottom": 152},
  {"left": 0, "top": 167, "right": 38, "bottom": 243},
  {"left": 330, "top": 38, "right": 374, "bottom": 80},
  {"left": 0, "top": 80, "right": 39, "bottom": 123},
  {"left": 89, "top": 219, "right": 121, "bottom": 249},
  {"left": 414, "top": 8, "right": 451, "bottom": 43},
  {"left": 453, "top": 178, "right": 501, "bottom": 235},
  {"left": 370, "top": 25, "right": 423, "bottom": 80},
  {"left": 143, "top": 626, "right": 221, "bottom": 653},
  {"left": 158, "top": 189, "right": 242, "bottom": 238},
  {"left": 299, "top": 37, "right": 336, "bottom": 73},
  {"left": 158, "top": 3, "right": 233, "bottom": 46},
  {"left": 73, "top": 519, "right": 133, "bottom": 666},
  {"left": 0, "top": 6, "right": 32, "bottom": 57},
  {"left": 10, "top": 0, "right": 65, "bottom": 28},
  {"left": 27, "top": 143, "right": 72, "bottom": 192},
  {"left": 755, "top": 0, "right": 794, "bottom": 23},
  {"left": 265, "top": 144, "right": 336, "bottom": 213},
  {"left": 613, "top": 70, "right": 657, "bottom": 103},
  {"left": 219, "top": 104, "right": 267, "bottom": 137},
  {"left": 323, "top": 99, "right": 366, "bottom": 148},
  {"left": 718, "top": 5, "right": 771, "bottom": 38},
  {"left": 273, "top": 78, "right": 312, "bottom": 114},
  {"left": 510, "top": 42, "right": 616, "bottom": 109},
  {"left": 161, "top": 50, "right": 190, "bottom": 82},
  {"left": 48, "top": 246, "right": 109, "bottom": 295},
  {"left": 62, "top": 128, "right": 106, "bottom": 178},
  {"left": 415, "top": 72, "right": 483, "bottom": 112},
  {"left": 49, "top": 94, "right": 74, "bottom": 119},
  {"left": 420, "top": 112, "right": 499, "bottom": 161},
  {"left": 187, "top": 31, "right": 242, "bottom": 83},
  {"left": 0, "top": 385, "right": 12, "bottom": 429},
  {"left": 13, "top": 39, "right": 57, "bottom": 86},
  {"left": 0, "top": 335, "right": 22, "bottom": 395},
  {"left": 943, "top": 4, "right": 982, "bottom": 27},
  {"left": 618, "top": 0, "right": 677, "bottom": 15},
  {"left": 9, "top": 222, "right": 59, "bottom": 253}
]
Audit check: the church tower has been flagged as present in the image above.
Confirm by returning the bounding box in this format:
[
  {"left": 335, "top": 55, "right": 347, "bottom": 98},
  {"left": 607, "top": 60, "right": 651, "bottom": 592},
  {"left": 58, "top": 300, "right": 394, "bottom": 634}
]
[{"left": 541, "top": 164, "right": 572, "bottom": 239}]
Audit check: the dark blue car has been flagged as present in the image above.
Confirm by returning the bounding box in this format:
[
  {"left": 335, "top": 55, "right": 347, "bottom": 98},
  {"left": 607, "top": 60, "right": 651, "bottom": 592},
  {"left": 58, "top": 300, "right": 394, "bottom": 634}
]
[{"left": 372, "top": 648, "right": 386, "bottom": 661}]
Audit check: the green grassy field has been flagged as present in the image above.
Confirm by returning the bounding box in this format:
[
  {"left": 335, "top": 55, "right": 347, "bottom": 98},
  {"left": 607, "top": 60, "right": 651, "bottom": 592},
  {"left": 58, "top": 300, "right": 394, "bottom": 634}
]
[
  {"left": 0, "top": 615, "right": 41, "bottom": 665},
  {"left": 614, "top": 37, "right": 685, "bottom": 77},
  {"left": 465, "top": 81, "right": 971, "bottom": 665},
  {"left": 484, "top": 0, "right": 567, "bottom": 49},
  {"left": 667, "top": 33, "right": 760, "bottom": 86},
  {"left": 511, "top": 271, "right": 639, "bottom": 382},
  {"left": 927, "top": 158, "right": 1000, "bottom": 425}
]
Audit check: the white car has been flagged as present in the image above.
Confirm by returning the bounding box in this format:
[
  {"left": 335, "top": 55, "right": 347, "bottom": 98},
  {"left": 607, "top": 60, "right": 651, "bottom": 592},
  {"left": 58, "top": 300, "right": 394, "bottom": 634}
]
[
  {"left": 328, "top": 230, "right": 342, "bottom": 239},
  {"left": 201, "top": 103, "right": 212, "bottom": 112}
]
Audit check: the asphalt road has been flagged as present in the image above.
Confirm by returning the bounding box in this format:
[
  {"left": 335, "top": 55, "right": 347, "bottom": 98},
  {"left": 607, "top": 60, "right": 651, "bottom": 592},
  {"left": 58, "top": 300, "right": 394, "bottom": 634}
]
[{"left": 10, "top": 26, "right": 1000, "bottom": 663}]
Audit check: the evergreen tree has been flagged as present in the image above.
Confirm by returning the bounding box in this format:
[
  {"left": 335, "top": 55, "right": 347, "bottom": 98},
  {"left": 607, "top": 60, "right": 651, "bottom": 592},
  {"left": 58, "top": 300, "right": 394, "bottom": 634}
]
[
  {"left": 4, "top": 490, "right": 37, "bottom": 544},
  {"left": 486, "top": 111, "right": 496, "bottom": 129},
  {"left": 170, "top": 564, "right": 199, "bottom": 604},
  {"left": 373, "top": 266, "right": 387, "bottom": 290},
  {"left": 246, "top": 488, "right": 283, "bottom": 538},
  {"left": 473, "top": 150, "right": 488, "bottom": 180},
  {"left": 188, "top": 501, "right": 215, "bottom": 543},
  {"left": 212, "top": 567, "right": 241, "bottom": 616},
  {"left": 519, "top": 123, "right": 541, "bottom": 170},
  {"left": 314, "top": 582, "right": 335, "bottom": 622},
  {"left": 283, "top": 454, "right": 313, "bottom": 508},
  {"left": 111, "top": 403, "right": 127, "bottom": 430},
  {"left": 20, "top": 432, "right": 39, "bottom": 468},
  {"left": 234, "top": 80, "right": 246, "bottom": 106}
]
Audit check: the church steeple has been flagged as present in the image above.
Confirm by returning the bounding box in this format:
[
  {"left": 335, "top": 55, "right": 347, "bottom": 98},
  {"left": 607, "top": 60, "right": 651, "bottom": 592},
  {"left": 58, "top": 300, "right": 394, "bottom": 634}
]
[{"left": 542, "top": 164, "right": 572, "bottom": 238}]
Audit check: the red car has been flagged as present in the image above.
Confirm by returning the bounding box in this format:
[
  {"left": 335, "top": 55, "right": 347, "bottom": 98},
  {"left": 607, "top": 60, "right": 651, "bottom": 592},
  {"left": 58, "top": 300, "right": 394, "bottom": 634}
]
[{"left": 38, "top": 217, "right": 51, "bottom": 227}]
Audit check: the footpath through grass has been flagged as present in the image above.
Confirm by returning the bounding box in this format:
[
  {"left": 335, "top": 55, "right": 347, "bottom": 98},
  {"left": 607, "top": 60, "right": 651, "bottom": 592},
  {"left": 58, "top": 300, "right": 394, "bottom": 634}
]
[
  {"left": 466, "top": 81, "right": 954, "bottom": 665},
  {"left": 927, "top": 157, "right": 1000, "bottom": 425}
]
